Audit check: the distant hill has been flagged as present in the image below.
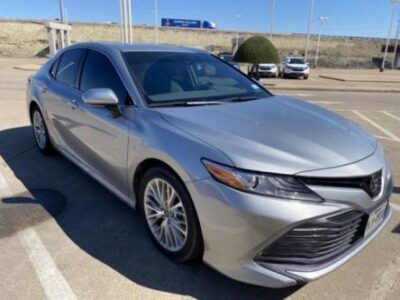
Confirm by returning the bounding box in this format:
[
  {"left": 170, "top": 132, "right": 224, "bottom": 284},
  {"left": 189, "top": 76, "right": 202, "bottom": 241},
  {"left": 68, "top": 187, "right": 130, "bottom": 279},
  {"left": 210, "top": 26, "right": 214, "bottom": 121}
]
[{"left": 0, "top": 18, "right": 390, "bottom": 68}]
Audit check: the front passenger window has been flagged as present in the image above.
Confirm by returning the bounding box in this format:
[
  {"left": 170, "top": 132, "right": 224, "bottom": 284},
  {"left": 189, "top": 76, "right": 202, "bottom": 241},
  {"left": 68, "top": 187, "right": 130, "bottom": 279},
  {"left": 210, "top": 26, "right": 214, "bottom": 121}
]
[{"left": 80, "top": 50, "right": 129, "bottom": 105}]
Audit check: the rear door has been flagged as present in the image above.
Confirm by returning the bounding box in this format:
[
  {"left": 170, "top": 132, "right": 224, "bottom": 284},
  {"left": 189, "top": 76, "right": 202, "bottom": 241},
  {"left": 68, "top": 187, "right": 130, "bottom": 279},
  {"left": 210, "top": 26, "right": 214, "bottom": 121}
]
[
  {"left": 67, "top": 49, "right": 132, "bottom": 193},
  {"left": 42, "top": 48, "right": 86, "bottom": 152}
]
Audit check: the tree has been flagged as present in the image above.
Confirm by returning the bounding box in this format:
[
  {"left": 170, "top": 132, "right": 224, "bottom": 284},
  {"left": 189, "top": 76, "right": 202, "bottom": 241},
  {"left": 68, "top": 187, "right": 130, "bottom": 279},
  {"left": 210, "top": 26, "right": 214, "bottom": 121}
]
[{"left": 234, "top": 35, "right": 280, "bottom": 80}]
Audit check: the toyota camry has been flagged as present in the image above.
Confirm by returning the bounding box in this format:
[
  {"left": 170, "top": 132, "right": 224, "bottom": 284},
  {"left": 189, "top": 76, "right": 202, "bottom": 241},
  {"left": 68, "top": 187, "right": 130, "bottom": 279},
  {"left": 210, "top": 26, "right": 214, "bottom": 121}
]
[{"left": 26, "top": 43, "right": 393, "bottom": 288}]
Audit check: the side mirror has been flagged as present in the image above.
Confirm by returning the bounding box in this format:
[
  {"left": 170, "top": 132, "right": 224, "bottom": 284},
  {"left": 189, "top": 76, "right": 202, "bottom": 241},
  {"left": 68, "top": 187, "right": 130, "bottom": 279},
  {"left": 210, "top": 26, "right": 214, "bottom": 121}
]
[
  {"left": 82, "top": 88, "right": 122, "bottom": 117},
  {"left": 82, "top": 88, "right": 119, "bottom": 106}
]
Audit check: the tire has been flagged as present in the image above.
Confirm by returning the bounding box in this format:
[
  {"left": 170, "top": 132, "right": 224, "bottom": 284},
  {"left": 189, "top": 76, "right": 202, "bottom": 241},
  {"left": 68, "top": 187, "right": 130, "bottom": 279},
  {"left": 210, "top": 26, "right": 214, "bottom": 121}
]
[
  {"left": 138, "top": 166, "right": 203, "bottom": 262},
  {"left": 31, "top": 106, "right": 55, "bottom": 155},
  {"left": 304, "top": 75, "right": 309, "bottom": 80}
]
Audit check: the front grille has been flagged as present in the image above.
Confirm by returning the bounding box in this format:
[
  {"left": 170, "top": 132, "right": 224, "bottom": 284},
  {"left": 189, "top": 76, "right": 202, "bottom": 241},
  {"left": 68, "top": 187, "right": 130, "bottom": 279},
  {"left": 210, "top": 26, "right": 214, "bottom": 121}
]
[
  {"left": 256, "top": 210, "right": 366, "bottom": 266},
  {"left": 300, "top": 170, "right": 382, "bottom": 198}
]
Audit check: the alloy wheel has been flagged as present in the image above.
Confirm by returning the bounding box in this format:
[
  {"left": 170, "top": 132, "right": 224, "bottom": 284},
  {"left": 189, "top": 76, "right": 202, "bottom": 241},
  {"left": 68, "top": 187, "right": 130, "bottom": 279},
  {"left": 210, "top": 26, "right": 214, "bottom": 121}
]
[{"left": 143, "top": 178, "right": 188, "bottom": 252}]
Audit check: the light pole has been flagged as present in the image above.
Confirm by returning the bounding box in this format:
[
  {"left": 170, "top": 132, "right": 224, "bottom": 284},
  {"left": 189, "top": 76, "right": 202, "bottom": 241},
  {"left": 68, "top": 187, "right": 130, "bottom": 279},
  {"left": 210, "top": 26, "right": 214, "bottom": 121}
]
[
  {"left": 314, "top": 16, "right": 329, "bottom": 68},
  {"left": 154, "top": 0, "right": 159, "bottom": 44},
  {"left": 381, "top": 0, "right": 400, "bottom": 72},
  {"left": 119, "top": 0, "right": 133, "bottom": 43},
  {"left": 304, "top": 0, "right": 315, "bottom": 62},
  {"left": 235, "top": 14, "right": 241, "bottom": 53},
  {"left": 58, "top": 0, "right": 66, "bottom": 23},
  {"left": 269, "top": 0, "right": 276, "bottom": 40},
  {"left": 391, "top": 19, "right": 400, "bottom": 69}
]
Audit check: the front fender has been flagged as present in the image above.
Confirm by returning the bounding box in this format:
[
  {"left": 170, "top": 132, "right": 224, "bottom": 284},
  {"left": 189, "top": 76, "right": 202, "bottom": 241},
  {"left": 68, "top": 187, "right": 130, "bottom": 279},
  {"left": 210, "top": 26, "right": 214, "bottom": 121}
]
[{"left": 127, "top": 109, "right": 233, "bottom": 199}]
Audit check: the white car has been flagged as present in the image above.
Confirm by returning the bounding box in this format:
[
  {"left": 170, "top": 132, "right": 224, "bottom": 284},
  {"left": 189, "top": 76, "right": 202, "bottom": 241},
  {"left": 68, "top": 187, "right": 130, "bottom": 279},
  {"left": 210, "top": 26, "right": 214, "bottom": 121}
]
[
  {"left": 248, "top": 63, "right": 279, "bottom": 78},
  {"left": 258, "top": 63, "right": 279, "bottom": 78},
  {"left": 281, "top": 57, "right": 310, "bottom": 79}
]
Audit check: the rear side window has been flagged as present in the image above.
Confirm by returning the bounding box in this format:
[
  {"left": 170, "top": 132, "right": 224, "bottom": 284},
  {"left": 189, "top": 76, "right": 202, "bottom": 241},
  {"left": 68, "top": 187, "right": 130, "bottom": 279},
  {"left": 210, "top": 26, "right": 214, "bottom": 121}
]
[
  {"left": 56, "top": 49, "right": 85, "bottom": 88},
  {"left": 80, "top": 50, "right": 129, "bottom": 105}
]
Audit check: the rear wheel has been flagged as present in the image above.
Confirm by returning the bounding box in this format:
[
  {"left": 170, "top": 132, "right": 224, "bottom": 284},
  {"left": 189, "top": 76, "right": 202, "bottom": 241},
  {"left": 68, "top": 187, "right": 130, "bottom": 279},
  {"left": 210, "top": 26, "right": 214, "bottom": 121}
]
[
  {"left": 31, "top": 107, "right": 54, "bottom": 155},
  {"left": 138, "top": 167, "right": 203, "bottom": 262}
]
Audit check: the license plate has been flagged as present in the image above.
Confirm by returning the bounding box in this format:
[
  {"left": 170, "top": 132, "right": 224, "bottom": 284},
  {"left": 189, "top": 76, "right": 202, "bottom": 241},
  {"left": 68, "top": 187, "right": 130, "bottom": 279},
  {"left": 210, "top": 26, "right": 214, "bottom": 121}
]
[{"left": 364, "top": 202, "right": 387, "bottom": 237}]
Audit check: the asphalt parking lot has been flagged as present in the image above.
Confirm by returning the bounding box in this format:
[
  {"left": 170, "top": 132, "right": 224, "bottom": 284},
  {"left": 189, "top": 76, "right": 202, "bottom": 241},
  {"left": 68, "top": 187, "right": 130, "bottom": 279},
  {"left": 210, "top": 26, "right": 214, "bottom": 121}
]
[{"left": 0, "top": 62, "right": 399, "bottom": 300}]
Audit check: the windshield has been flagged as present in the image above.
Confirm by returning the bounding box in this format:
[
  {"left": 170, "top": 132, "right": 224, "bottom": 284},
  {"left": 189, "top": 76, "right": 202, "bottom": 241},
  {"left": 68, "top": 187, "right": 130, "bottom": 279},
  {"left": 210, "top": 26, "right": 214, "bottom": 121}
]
[
  {"left": 123, "top": 51, "right": 270, "bottom": 106},
  {"left": 287, "top": 58, "right": 306, "bottom": 64}
]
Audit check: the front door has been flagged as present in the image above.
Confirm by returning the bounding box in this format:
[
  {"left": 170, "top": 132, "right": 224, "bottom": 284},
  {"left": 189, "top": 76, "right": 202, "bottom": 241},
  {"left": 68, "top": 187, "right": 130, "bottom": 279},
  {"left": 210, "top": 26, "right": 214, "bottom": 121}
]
[{"left": 65, "top": 49, "right": 133, "bottom": 194}]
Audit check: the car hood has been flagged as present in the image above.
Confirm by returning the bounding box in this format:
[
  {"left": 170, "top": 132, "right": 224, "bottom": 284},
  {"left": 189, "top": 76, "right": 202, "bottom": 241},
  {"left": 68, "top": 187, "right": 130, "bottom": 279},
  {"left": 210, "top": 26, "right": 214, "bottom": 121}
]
[{"left": 157, "top": 96, "right": 377, "bottom": 175}]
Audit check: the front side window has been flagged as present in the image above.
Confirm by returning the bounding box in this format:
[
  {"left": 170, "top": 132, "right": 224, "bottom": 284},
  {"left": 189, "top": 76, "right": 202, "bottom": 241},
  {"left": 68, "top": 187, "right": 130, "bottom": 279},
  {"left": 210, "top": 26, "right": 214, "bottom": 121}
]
[
  {"left": 56, "top": 49, "right": 85, "bottom": 87},
  {"left": 80, "top": 50, "right": 129, "bottom": 105},
  {"left": 123, "top": 51, "right": 270, "bottom": 106}
]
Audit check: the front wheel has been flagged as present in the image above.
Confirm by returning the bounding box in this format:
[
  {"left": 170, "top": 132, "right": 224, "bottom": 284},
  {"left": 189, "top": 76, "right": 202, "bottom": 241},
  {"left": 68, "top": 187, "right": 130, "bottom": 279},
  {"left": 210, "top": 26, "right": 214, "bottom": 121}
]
[{"left": 139, "top": 167, "right": 203, "bottom": 262}]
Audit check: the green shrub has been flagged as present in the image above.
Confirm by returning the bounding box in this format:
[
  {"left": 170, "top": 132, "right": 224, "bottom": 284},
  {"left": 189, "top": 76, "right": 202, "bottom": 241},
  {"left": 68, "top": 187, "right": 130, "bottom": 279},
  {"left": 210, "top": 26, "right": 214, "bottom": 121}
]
[{"left": 234, "top": 35, "right": 280, "bottom": 64}]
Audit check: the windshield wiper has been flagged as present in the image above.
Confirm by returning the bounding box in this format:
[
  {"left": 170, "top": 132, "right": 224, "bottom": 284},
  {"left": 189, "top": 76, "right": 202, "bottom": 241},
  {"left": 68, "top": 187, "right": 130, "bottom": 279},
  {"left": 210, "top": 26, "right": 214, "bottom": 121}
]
[
  {"left": 148, "top": 100, "right": 224, "bottom": 108},
  {"left": 219, "top": 96, "right": 261, "bottom": 103},
  {"left": 148, "top": 96, "right": 261, "bottom": 107}
]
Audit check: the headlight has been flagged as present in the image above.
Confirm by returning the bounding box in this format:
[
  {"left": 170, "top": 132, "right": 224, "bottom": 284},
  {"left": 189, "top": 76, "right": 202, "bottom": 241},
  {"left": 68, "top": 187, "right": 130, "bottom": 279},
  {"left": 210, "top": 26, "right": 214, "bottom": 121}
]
[{"left": 202, "top": 159, "right": 322, "bottom": 202}]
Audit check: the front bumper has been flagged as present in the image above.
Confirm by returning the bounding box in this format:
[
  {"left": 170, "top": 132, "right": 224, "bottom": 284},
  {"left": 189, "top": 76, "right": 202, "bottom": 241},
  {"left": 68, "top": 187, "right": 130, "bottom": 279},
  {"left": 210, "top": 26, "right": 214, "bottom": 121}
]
[
  {"left": 259, "top": 69, "right": 278, "bottom": 77},
  {"left": 186, "top": 161, "right": 392, "bottom": 288},
  {"left": 283, "top": 68, "right": 309, "bottom": 77}
]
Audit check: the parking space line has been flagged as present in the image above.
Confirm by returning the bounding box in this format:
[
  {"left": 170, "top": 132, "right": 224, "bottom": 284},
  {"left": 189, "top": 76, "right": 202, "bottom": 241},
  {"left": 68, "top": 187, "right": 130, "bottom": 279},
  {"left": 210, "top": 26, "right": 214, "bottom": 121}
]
[
  {"left": 308, "top": 100, "right": 342, "bottom": 105},
  {"left": 352, "top": 110, "right": 400, "bottom": 141},
  {"left": 0, "top": 169, "right": 77, "bottom": 300},
  {"left": 19, "top": 228, "right": 77, "bottom": 300},
  {"left": 390, "top": 203, "right": 400, "bottom": 212},
  {"left": 381, "top": 111, "right": 400, "bottom": 122}
]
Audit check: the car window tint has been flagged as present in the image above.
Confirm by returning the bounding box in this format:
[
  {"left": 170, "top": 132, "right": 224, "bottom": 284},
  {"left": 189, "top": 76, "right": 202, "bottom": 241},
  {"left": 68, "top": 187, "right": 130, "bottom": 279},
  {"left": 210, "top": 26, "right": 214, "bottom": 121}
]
[
  {"left": 56, "top": 49, "right": 85, "bottom": 87},
  {"left": 80, "top": 50, "right": 129, "bottom": 105}
]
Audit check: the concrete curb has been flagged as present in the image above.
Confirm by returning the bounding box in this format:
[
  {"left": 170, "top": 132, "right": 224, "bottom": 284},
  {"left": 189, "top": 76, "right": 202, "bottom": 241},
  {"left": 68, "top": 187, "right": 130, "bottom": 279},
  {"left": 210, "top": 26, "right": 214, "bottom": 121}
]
[
  {"left": 319, "top": 75, "right": 346, "bottom": 82},
  {"left": 319, "top": 75, "right": 400, "bottom": 84},
  {"left": 13, "top": 65, "right": 42, "bottom": 71}
]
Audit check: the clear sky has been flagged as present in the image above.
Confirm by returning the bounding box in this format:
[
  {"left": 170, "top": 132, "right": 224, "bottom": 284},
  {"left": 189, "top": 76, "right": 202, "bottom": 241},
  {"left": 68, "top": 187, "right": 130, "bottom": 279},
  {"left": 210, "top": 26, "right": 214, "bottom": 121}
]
[{"left": 0, "top": 0, "right": 399, "bottom": 38}]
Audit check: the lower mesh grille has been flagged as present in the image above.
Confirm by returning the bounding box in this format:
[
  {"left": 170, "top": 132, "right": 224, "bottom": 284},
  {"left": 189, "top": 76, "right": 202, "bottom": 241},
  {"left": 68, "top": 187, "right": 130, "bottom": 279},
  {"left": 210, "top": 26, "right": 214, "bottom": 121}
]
[{"left": 256, "top": 210, "right": 366, "bottom": 266}]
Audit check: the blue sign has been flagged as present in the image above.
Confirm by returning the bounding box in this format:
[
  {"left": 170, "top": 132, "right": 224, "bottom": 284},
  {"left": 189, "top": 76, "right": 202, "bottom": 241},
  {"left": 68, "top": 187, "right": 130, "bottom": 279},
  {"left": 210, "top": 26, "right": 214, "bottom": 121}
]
[{"left": 162, "top": 18, "right": 202, "bottom": 28}]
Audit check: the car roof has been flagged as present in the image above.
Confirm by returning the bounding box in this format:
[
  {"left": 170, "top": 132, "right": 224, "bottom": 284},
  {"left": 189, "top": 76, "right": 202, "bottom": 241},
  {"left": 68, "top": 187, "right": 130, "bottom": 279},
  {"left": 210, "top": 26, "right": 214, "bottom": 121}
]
[{"left": 65, "top": 42, "right": 206, "bottom": 54}]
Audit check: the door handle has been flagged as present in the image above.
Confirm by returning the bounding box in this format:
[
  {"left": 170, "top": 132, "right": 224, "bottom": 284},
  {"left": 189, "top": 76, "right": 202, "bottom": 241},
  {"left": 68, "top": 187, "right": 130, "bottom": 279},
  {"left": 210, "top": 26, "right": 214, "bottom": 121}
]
[{"left": 70, "top": 99, "right": 78, "bottom": 110}]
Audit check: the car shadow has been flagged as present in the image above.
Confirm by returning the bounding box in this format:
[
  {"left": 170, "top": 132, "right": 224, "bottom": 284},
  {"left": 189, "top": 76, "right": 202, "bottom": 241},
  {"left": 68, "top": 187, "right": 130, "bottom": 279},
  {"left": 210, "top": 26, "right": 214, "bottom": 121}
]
[{"left": 0, "top": 126, "right": 301, "bottom": 299}]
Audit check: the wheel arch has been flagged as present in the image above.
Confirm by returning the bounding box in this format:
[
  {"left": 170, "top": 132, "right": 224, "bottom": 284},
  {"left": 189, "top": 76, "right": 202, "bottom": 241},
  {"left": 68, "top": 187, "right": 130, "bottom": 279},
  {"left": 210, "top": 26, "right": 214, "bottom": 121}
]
[
  {"left": 29, "top": 100, "right": 41, "bottom": 121},
  {"left": 132, "top": 158, "right": 186, "bottom": 207}
]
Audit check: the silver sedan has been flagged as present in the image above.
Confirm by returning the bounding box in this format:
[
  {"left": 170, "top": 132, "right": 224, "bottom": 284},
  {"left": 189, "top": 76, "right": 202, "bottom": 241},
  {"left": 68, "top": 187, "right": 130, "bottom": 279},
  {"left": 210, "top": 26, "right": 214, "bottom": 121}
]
[{"left": 27, "top": 42, "right": 393, "bottom": 288}]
